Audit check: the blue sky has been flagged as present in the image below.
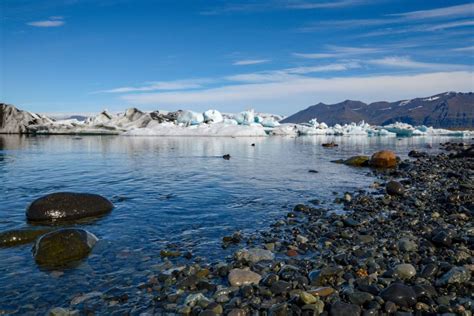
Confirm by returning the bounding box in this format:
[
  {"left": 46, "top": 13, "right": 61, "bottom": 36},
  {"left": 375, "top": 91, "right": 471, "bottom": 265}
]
[{"left": 1, "top": 0, "right": 474, "bottom": 115}]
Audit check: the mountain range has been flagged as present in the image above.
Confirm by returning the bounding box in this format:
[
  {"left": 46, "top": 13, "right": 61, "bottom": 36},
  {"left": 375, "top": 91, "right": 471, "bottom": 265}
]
[{"left": 281, "top": 92, "right": 474, "bottom": 128}]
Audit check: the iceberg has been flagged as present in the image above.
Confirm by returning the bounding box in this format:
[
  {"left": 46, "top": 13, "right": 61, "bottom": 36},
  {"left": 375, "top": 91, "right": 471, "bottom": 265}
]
[
  {"left": 177, "top": 110, "right": 204, "bottom": 126},
  {"left": 2, "top": 103, "right": 472, "bottom": 138},
  {"left": 234, "top": 110, "right": 255, "bottom": 125},
  {"left": 203, "top": 109, "right": 223, "bottom": 123}
]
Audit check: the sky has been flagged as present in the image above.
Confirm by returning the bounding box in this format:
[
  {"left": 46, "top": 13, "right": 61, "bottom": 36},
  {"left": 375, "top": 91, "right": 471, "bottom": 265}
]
[{"left": 1, "top": 0, "right": 474, "bottom": 115}]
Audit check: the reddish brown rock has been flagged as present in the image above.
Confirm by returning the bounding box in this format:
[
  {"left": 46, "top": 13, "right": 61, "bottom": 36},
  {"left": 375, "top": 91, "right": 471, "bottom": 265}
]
[{"left": 369, "top": 150, "right": 397, "bottom": 168}]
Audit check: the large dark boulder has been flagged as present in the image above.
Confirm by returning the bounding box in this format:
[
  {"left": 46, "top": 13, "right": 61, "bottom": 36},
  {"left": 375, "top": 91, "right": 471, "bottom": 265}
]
[
  {"left": 26, "top": 192, "right": 113, "bottom": 223},
  {"left": 33, "top": 228, "right": 98, "bottom": 267},
  {"left": 0, "top": 228, "right": 52, "bottom": 247}
]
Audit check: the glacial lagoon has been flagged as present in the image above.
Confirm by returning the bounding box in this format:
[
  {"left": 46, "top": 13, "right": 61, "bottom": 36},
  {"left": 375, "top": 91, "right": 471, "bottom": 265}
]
[{"left": 0, "top": 134, "right": 467, "bottom": 313}]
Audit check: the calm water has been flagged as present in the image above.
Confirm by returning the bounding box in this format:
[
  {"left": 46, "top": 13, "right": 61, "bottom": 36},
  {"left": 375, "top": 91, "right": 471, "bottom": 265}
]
[{"left": 0, "top": 134, "right": 461, "bottom": 313}]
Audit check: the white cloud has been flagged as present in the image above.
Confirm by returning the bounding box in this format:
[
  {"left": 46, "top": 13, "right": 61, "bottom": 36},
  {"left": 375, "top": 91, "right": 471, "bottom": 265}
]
[
  {"left": 301, "top": 3, "right": 474, "bottom": 32},
  {"left": 293, "top": 53, "right": 338, "bottom": 59},
  {"left": 285, "top": 0, "right": 373, "bottom": 9},
  {"left": 426, "top": 20, "right": 474, "bottom": 31},
  {"left": 390, "top": 3, "right": 474, "bottom": 20},
  {"left": 367, "top": 56, "right": 469, "bottom": 70},
  {"left": 27, "top": 16, "right": 65, "bottom": 27},
  {"left": 120, "top": 71, "right": 474, "bottom": 114},
  {"left": 452, "top": 45, "right": 474, "bottom": 52},
  {"left": 226, "top": 62, "right": 361, "bottom": 82},
  {"left": 97, "top": 79, "right": 211, "bottom": 93},
  {"left": 293, "top": 45, "right": 383, "bottom": 59},
  {"left": 233, "top": 59, "right": 270, "bottom": 66}
]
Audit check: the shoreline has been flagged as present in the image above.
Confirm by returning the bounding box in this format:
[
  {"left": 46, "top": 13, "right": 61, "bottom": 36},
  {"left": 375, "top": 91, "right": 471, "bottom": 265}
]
[{"left": 42, "top": 142, "right": 473, "bottom": 315}]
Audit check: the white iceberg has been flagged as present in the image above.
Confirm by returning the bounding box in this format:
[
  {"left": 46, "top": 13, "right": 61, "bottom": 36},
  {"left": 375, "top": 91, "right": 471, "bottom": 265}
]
[
  {"left": 177, "top": 110, "right": 204, "bottom": 126},
  {"left": 234, "top": 109, "right": 255, "bottom": 125},
  {"left": 203, "top": 109, "right": 223, "bottom": 123}
]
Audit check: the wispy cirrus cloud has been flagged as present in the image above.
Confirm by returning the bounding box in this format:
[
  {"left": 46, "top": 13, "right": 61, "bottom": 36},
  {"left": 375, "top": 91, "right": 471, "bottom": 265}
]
[
  {"left": 293, "top": 45, "right": 383, "bottom": 59},
  {"left": 367, "top": 56, "right": 469, "bottom": 70},
  {"left": 227, "top": 62, "right": 361, "bottom": 82},
  {"left": 27, "top": 16, "right": 65, "bottom": 27},
  {"left": 200, "top": 0, "right": 376, "bottom": 15},
  {"left": 452, "top": 45, "right": 474, "bottom": 52},
  {"left": 300, "top": 3, "right": 474, "bottom": 33},
  {"left": 233, "top": 59, "right": 270, "bottom": 66},
  {"left": 292, "top": 53, "right": 337, "bottom": 59},
  {"left": 96, "top": 79, "right": 212, "bottom": 93},
  {"left": 389, "top": 3, "right": 474, "bottom": 20}
]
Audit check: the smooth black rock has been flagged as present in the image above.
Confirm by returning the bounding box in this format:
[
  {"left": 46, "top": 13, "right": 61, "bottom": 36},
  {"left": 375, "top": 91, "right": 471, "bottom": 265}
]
[
  {"left": 408, "top": 150, "right": 427, "bottom": 158},
  {"left": 330, "top": 301, "right": 361, "bottom": 316},
  {"left": 431, "top": 231, "right": 452, "bottom": 247},
  {"left": 386, "top": 181, "right": 404, "bottom": 196},
  {"left": 380, "top": 283, "right": 417, "bottom": 308},
  {"left": 26, "top": 192, "right": 113, "bottom": 222},
  {"left": 0, "top": 228, "right": 52, "bottom": 247},
  {"left": 33, "top": 228, "right": 98, "bottom": 268}
]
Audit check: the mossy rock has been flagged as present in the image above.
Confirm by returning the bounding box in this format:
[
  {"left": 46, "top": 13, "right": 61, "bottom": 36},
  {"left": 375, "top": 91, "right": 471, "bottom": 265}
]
[
  {"left": 0, "top": 228, "right": 52, "bottom": 247},
  {"left": 343, "top": 156, "right": 370, "bottom": 167},
  {"left": 33, "top": 228, "right": 98, "bottom": 268},
  {"left": 26, "top": 192, "right": 113, "bottom": 223}
]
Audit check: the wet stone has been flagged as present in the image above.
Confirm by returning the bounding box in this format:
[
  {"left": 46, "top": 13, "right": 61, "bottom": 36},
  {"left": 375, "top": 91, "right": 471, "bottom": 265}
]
[
  {"left": 393, "top": 264, "right": 416, "bottom": 280},
  {"left": 436, "top": 267, "right": 471, "bottom": 286},
  {"left": 330, "top": 301, "right": 361, "bottom": 316},
  {"left": 228, "top": 269, "right": 261, "bottom": 287},
  {"left": 386, "top": 181, "right": 404, "bottom": 196},
  {"left": 380, "top": 283, "right": 417, "bottom": 308}
]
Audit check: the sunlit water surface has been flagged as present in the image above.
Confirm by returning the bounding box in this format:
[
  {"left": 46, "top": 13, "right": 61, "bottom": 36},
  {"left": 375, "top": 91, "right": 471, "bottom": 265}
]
[{"left": 0, "top": 134, "right": 463, "bottom": 313}]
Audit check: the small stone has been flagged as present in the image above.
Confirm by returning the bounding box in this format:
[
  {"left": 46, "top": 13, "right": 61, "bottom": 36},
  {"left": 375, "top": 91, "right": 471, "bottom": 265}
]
[
  {"left": 160, "top": 250, "right": 181, "bottom": 258},
  {"left": 296, "top": 235, "right": 309, "bottom": 243},
  {"left": 300, "top": 291, "right": 317, "bottom": 304},
  {"left": 398, "top": 238, "right": 418, "bottom": 252},
  {"left": 235, "top": 248, "right": 274, "bottom": 263},
  {"left": 309, "top": 287, "right": 336, "bottom": 297},
  {"left": 357, "top": 235, "right": 374, "bottom": 244},
  {"left": 270, "top": 280, "right": 291, "bottom": 295},
  {"left": 228, "top": 269, "right": 261, "bottom": 287},
  {"left": 393, "top": 264, "right": 416, "bottom": 280},
  {"left": 287, "top": 249, "right": 298, "bottom": 257},
  {"left": 380, "top": 283, "right": 417, "bottom": 308},
  {"left": 269, "top": 303, "right": 288, "bottom": 316},
  {"left": 436, "top": 267, "right": 471, "bottom": 286},
  {"left": 48, "top": 307, "right": 79, "bottom": 316},
  {"left": 228, "top": 309, "right": 246, "bottom": 316},
  {"left": 348, "top": 291, "right": 374, "bottom": 305},
  {"left": 330, "top": 301, "right": 361, "bottom": 316},
  {"left": 386, "top": 181, "right": 404, "bottom": 196},
  {"left": 431, "top": 231, "right": 452, "bottom": 247}
]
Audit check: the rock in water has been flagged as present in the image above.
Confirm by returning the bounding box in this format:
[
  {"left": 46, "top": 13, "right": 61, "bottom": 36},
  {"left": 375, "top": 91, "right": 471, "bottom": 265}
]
[
  {"left": 0, "top": 228, "right": 52, "bottom": 247},
  {"left": 26, "top": 192, "right": 113, "bottom": 222},
  {"left": 380, "top": 283, "right": 417, "bottom": 308},
  {"left": 33, "top": 228, "right": 98, "bottom": 267},
  {"left": 343, "top": 156, "right": 370, "bottom": 167},
  {"left": 386, "top": 181, "right": 404, "bottom": 196},
  {"left": 369, "top": 150, "right": 397, "bottom": 168}
]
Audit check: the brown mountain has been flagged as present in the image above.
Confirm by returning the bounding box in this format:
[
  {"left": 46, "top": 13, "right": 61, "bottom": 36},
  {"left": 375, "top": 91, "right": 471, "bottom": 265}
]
[{"left": 281, "top": 92, "right": 474, "bottom": 128}]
